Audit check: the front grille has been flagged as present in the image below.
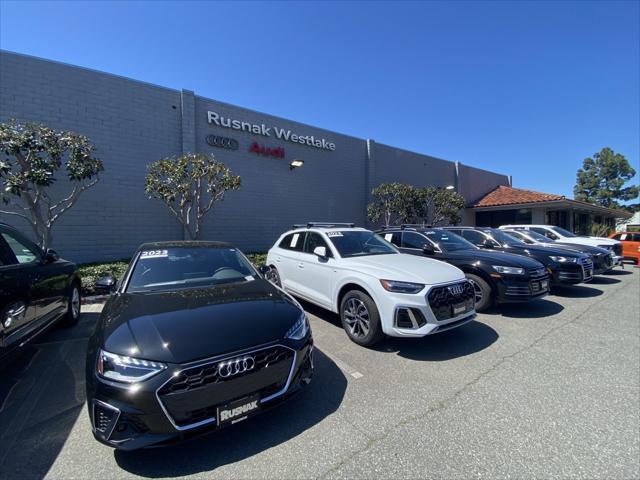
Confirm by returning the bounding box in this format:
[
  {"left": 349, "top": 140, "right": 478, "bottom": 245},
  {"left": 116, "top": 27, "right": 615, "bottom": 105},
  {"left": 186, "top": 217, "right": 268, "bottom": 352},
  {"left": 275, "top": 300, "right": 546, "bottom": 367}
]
[
  {"left": 579, "top": 257, "right": 594, "bottom": 279},
  {"left": 427, "top": 281, "right": 475, "bottom": 321},
  {"left": 161, "top": 346, "right": 292, "bottom": 394},
  {"left": 158, "top": 345, "right": 295, "bottom": 428},
  {"left": 506, "top": 286, "right": 532, "bottom": 296},
  {"left": 528, "top": 268, "right": 548, "bottom": 280}
]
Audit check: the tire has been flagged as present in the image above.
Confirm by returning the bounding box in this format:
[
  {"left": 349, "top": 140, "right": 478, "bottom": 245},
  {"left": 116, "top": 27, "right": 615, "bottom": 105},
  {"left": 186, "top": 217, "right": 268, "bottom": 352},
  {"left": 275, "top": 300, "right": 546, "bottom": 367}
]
[
  {"left": 61, "top": 283, "right": 81, "bottom": 327},
  {"left": 339, "top": 290, "right": 384, "bottom": 347},
  {"left": 265, "top": 266, "right": 282, "bottom": 287},
  {"left": 466, "top": 273, "right": 492, "bottom": 312}
]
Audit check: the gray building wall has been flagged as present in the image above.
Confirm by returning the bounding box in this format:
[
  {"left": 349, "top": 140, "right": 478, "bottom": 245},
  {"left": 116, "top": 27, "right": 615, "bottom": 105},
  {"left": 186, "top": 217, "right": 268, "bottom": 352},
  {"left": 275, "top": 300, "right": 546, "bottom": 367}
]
[{"left": 0, "top": 50, "right": 510, "bottom": 262}]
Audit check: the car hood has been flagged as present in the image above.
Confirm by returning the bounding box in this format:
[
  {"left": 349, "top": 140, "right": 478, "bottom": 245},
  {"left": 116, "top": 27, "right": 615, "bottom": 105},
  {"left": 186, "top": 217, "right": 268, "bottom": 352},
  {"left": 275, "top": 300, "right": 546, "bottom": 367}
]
[
  {"left": 98, "top": 279, "right": 303, "bottom": 364},
  {"left": 341, "top": 253, "right": 465, "bottom": 285},
  {"left": 444, "top": 249, "right": 543, "bottom": 268},
  {"left": 552, "top": 242, "right": 610, "bottom": 255},
  {"left": 560, "top": 237, "right": 618, "bottom": 247},
  {"left": 506, "top": 243, "right": 584, "bottom": 258}
]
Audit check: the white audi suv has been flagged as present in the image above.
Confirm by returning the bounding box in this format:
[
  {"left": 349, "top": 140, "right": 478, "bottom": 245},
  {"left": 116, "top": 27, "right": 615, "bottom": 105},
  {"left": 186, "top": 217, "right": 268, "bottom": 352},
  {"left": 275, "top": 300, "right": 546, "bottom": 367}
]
[{"left": 265, "top": 223, "right": 476, "bottom": 346}]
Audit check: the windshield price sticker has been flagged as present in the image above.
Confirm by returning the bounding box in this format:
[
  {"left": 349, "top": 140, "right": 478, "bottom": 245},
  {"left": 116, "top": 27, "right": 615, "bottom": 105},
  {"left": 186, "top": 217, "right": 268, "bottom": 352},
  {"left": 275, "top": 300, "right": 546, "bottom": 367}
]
[
  {"left": 140, "top": 249, "right": 168, "bottom": 259},
  {"left": 327, "top": 231, "right": 343, "bottom": 237},
  {"left": 384, "top": 233, "right": 393, "bottom": 241},
  {"left": 290, "top": 233, "right": 300, "bottom": 247}
]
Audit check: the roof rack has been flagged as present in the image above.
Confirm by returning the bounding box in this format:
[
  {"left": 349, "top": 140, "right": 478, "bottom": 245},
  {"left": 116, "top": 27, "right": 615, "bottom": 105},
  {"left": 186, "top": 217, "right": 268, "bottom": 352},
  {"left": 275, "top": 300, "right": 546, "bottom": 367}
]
[
  {"left": 400, "top": 223, "right": 433, "bottom": 229},
  {"left": 292, "top": 222, "right": 356, "bottom": 229}
]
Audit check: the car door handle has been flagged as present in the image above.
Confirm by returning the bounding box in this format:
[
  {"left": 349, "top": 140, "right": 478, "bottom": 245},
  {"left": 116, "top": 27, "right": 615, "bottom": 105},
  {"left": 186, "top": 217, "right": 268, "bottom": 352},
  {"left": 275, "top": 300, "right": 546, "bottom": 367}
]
[{"left": 298, "top": 262, "right": 304, "bottom": 269}]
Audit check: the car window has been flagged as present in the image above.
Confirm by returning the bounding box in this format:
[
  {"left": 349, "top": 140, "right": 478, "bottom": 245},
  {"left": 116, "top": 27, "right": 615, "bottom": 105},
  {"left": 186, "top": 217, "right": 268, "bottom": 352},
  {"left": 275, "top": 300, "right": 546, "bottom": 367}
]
[
  {"left": 633, "top": 233, "right": 640, "bottom": 242},
  {"left": 327, "top": 230, "right": 398, "bottom": 258},
  {"left": 612, "top": 233, "right": 622, "bottom": 240},
  {"left": 402, "top": 232, "right": 427, "bottom": 249},
  {"left": 1, "top": 231, "right": 40, "bottom": 264},
  {"left": 278, "top": 232, "right": 306, "bottom": 252},
  {"left": 461, "top": 230, "right": 487, "bottom": 246},
  {"left": 303, "top": 232, "right": 333, "bottom": 257},
  {"left": 422, "top": 230, "right": 476, "bottom": 252},
  {"left": 531, "top": 227, "right": 558, "bottom": 240},
  {"left": 502, "top": 230, "right": 533, "bottom": 244},
  {"left": 381, "top": 231, "right": 402, "bottom": 247}
]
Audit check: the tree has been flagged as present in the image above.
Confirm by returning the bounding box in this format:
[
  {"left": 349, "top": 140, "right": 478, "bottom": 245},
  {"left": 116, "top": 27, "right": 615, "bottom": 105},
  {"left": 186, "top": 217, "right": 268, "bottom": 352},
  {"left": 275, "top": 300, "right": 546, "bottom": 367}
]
[
  {"left": 413, "top": 187, "right": 466, "bottom": 226},
  {"left": 367, "top": 183, "right": 415, "bottom": 226},
  {"left": 0, "top": 120, "right": 103, "bottom": 250},
  {"left": 574, "top": 148, "right": 638, "bottom": 208},
  {"left": 145, "top": 153, "right": 241, "bottom": 240}
]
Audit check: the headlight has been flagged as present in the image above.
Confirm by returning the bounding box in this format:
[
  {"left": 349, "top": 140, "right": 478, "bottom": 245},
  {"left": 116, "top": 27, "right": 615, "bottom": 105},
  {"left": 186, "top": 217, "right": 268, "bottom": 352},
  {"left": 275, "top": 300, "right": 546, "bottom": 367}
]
[
  {"left": 286, "top": 313, "right": 310, "bottom": 340},
  {"left": 97, "top": 349, "right": 167, "bottom": 383},
  {"left": 380, "top": 279, "right": 425, "bottom": 293},
  {"left": 491, "top": 265, "right": 525, "bottom": 275},
  {"left": 549, "top": 256, "right": 577, "bottom": 263}
]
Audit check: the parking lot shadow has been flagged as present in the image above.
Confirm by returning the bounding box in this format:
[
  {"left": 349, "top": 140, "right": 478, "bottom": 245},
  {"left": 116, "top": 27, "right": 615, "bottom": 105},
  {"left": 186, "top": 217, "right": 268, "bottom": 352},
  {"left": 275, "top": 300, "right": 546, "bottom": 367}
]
[
  {"left": 375, "top": 320, "right": 499, "bottom": 361},
  {"left": 589, "top": 276, "right": 621, "bottom": 285},
  {"left": 604, "top": 269, "right": 633, "bottom": 276},
  {"left": 552, "top": 285, "right": 604, "bottom": 298},
  {"left": 114, "top": 348, "right": 346, "bottom": 477},
  {"left": 0, "top": 312, "right": 99, "bottom": 480},
  {"left": 485, "top": 298, "right": 564, "bottom": 318}
]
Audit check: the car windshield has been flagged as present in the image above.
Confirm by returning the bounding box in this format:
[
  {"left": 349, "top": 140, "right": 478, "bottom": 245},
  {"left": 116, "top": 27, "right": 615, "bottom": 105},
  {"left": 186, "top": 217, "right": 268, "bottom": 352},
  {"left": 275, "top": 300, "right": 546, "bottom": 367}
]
[
  {"left": 423, "top": 230, "right": 477, "bottom": 252},
  {"left": 501, "top": 230, "right": 530, "bottom": 243},
  {"left": 328, "top": 230, "right": 398, "bottom": 258},
  {"left": 126, "top": 247, "right": 257, "bottom": 293},
  {"left": 550, "top": 226, "right": 577, "bottom": 237},
  {"left": 488, "top": 229, "right": 526, "bottom": 246},
  {"left": 525, "top": 230, "right": 555, "bottom": 243}
]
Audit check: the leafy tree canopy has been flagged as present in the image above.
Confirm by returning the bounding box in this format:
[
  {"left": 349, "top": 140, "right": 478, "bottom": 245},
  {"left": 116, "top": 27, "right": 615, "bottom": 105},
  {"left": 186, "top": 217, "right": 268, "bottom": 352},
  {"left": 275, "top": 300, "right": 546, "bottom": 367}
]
[
  {"left": 0, "top": 120, "right": 103, "bottom": 250},
  {"left": 574, "top": 147, "right": 638, "bottom": 208},
  {"left": 145, "top": 153, "right": 241, "bottom": 240}
]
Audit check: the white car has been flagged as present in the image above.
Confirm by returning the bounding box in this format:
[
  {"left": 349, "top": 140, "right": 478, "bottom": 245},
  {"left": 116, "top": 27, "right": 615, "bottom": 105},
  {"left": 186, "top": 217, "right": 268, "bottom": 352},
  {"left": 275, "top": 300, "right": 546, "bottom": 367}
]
[
  {"left": 265, "top": 223, "right": 476, "bottom": 346},
  {"left": 499, "top": 224, "right": 623, "bottom": 265}
]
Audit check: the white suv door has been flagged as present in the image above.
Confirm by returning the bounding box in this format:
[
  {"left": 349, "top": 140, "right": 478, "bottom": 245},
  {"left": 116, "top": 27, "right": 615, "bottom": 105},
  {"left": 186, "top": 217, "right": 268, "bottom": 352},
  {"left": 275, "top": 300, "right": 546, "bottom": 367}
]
[
  {"left": 294, "top": 232, "right": 335, "bottom": 309},
  {"left": 271, "top": 231, "right": 305, "bottom": 292}
]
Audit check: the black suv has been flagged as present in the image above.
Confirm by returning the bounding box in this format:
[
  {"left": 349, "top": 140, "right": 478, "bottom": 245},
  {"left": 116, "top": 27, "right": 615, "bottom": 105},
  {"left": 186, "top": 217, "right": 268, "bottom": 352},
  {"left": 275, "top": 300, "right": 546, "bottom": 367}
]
[
  {"left": 378, "top": 226, "right": 549, "bottom": 311},
  {"left": 444, "top": 227, "right": 593, "bottom": 286},
  {"left": 86, "top": 241, "right": 313, "bottom": 450},
  {"left": 0, "top": 223, "right": 81, "bottom": 364}
]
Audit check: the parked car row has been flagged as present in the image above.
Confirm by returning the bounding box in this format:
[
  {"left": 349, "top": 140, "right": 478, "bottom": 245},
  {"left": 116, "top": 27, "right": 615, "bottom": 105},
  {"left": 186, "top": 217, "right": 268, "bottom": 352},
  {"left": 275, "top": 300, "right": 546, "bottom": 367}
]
[{"left": 0, "top": 220, "right": 628, "bottom": 452}]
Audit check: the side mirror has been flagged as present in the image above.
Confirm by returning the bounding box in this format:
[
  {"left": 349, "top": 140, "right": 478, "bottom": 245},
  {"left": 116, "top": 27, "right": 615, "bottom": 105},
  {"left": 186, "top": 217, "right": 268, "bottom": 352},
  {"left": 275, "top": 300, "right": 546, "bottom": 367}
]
[
  {"left": 482, "top": 239, "right": 495, "bottom": 249},
  {"left": 422, "top": 243, "right": 435, "bottom": 255},
  {"left": 313, "top": 246, "right": 327, "bottom": 258},
  {"left": 258, "top": 265, "right": 270, "bottom": 276},
  {"left": 44, "top": 248, "right": 59, "bottom": 263},
  {"left": 95, "top": 276, "right": 117, "bottom": 293}
]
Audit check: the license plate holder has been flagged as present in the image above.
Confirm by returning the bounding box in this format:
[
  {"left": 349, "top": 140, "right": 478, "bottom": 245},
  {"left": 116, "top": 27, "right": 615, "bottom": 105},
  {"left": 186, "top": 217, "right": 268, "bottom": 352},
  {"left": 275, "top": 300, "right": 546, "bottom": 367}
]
[
  {"left": 217, "top": 394, "right": 261, "bottom": 426},
  {"left": 452, "top": 302, "right": 467, "bottom": 316}
]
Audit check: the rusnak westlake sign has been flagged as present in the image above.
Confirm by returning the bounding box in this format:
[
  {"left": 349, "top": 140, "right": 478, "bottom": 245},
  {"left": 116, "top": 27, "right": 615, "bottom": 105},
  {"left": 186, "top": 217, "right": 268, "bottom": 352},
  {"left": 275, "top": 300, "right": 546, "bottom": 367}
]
[{"left": 207, "top": 111, "right": 336, "bottom": 151}]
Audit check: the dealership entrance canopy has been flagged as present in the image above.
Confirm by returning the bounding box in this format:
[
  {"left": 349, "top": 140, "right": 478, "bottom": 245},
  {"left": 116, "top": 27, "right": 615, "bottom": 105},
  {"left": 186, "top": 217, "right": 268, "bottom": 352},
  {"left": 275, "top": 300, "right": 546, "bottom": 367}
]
[
  {"left": 471, "top": 185, "right": 632, "bottom": 233},
  {"left": 0, "top": 50, "right": 630, "bottom": 262}
]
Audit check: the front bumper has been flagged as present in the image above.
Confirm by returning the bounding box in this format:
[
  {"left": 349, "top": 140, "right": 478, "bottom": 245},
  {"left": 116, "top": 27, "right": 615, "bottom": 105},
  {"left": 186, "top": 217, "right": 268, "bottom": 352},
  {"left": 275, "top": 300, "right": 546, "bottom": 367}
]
[
  {"left": 379, "top": 280, "right": 476, "bottom": 338},
  {"left": 494, "top": 270, "right": 550, "bottom": 304},
  {"left": 548, "top": 261, "right": 593, "bottom": 285},
  {"left": 87, "top": 337, "right": 313, "bottom": 450}
]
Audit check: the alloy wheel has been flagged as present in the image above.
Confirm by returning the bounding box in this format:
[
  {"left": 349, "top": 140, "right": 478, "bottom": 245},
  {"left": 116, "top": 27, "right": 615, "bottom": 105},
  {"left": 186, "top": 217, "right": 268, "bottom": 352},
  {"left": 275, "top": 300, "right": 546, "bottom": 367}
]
[
  {"left": 343, "top": 298, "right": 370, "bottom": 338},
  {"left": 71, "top": 287, "right": 80, "bottom": 319},
  {"left": 469, "top": 279, "right": 483, "bottom": 304}
]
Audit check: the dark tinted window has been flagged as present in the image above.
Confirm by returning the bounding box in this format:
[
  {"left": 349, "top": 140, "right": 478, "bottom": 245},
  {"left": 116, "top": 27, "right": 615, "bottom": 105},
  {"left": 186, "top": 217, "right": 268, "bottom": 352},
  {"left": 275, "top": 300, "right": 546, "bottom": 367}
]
[
  {"left": 402, "top": 232, "right": 427, "bottom": 249},
  {"left": 461, "top": 230, "right": 488, "bottom": 246},
  {"left": 303, "top": 232, "right": 332, "bottom": 257},
  {"left": 531, "top": 227, "right": 558, "bottom": 240},
  {"left": 127, "top": 247, "right": 256, "bottom": 292},
  {"left": 611, "top": 233, "right": 622, "bottom": 240},
  {"left": 380, "top": 231, "right": 401, "bottom": 247},
  {"left": 278, "top": 232, "right": 306, "bottom": 252},
  {"left": 423, "top": 230, "right": 476, "bottom": 252},
  {"left": 0, "top": 231, "right": 40, "bottom": 264}
]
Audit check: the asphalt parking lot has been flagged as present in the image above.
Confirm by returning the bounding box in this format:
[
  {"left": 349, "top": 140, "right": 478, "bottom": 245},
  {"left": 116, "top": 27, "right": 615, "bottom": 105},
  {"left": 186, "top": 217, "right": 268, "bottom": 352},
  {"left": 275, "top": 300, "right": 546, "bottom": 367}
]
[{"left": 1, "top": 268, "right": 638, "bottom": 479}]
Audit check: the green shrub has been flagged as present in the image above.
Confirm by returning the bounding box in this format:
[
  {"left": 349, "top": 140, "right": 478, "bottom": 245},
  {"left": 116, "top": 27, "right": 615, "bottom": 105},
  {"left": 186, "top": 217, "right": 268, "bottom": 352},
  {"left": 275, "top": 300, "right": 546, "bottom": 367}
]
[
  {"left": 246, "top": 253, "right": 267, "bottom": 267},
  {"left": 77, "top": 261, "right": 129, "bottom": 296}
]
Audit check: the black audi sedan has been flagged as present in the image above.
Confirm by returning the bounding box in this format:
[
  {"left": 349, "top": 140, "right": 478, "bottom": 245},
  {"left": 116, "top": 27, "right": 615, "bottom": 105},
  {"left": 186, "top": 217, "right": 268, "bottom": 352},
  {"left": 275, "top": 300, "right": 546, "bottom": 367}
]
[
  {"left": 86, "top": 241, "right": 313, "bottom": 450},
  {"left": 0, "top": 222, "right": 81, "bottom": 365},
  {"left": 378, "top": 226, "right": 549, "bottom": 311},
  {"left": 445, "top": 227, "right": 593, "bottom": 286}
]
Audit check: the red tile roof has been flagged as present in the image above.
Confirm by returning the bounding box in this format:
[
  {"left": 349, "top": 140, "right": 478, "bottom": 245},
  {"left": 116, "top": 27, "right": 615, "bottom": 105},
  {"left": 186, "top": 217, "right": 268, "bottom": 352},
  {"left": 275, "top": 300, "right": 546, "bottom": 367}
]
[{"left": 473, "top": 186, "right": 565, "bottom": 207}]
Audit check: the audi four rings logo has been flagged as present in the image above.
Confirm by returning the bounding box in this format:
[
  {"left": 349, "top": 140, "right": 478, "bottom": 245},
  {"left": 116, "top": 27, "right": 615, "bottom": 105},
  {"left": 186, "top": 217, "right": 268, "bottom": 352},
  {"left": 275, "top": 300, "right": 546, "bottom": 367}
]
[
  {"left": 218, "top": 356, "right": 256, "bottom": 378},
  {"left": 448, "top": 284, "right": 464, "bottom": 295},
  {"left": 206, "top": 134, "right": 239, "bottom": 150}
]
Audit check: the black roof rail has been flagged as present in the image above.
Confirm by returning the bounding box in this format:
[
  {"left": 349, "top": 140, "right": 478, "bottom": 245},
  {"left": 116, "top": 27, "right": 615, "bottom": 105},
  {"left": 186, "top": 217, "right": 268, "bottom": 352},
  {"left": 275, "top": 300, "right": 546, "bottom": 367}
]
[
  {"left": 292, "top": 222, "right": 356, "bottom": 229},
  {"left": 400, "top": 223, "right": 433, "bottom": 229}
]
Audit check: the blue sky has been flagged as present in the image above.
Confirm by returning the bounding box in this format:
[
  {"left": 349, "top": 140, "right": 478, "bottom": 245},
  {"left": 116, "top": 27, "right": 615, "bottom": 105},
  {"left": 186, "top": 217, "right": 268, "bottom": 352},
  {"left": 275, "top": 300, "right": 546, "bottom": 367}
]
[{"left": 1, "top": 0, "right": 638, "bottom": 200}]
